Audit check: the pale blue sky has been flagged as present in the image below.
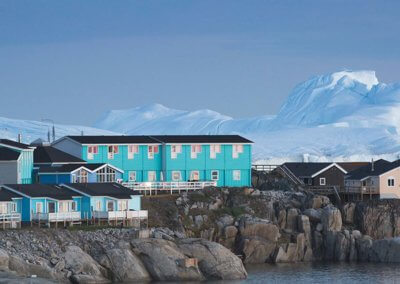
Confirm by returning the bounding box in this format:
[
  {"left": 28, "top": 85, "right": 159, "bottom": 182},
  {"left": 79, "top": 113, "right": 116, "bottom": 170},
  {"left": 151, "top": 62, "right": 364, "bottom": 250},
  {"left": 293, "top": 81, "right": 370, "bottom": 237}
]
[{"left": 0, "top": 0, "right": 399, "bottom": 125}]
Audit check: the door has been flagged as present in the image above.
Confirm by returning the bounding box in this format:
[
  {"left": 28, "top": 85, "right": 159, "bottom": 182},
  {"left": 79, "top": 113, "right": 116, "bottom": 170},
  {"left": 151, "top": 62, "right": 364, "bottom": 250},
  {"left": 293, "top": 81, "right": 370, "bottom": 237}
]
[{"left": 48, "top": 202, "right": 56, "bottom": 213}]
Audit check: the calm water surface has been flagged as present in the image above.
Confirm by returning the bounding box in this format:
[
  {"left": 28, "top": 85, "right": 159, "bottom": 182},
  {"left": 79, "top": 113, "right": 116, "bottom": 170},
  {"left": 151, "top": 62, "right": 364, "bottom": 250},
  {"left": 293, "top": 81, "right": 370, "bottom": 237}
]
[{"left": 241, "top": 262, "right": 400, "bottom": 283}]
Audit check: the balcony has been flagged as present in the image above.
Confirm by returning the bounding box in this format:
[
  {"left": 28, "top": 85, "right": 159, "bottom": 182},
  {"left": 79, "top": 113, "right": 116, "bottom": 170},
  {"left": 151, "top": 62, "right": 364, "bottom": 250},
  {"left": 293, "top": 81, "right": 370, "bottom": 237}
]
[
  {"left": 32, "top": 211, "right": 81, "bottom": 222},
  {"left": 93, "top": 210, "right": 148, "bottom": 220},
  {"left": 0, "top": 213, "right": 21, "bottom": 229},
  {"left": 344, "top": 186, "right": 379, "bottom": 194},
  {"left": 122, "top": 181, "right": 217, "bottom": 195}
]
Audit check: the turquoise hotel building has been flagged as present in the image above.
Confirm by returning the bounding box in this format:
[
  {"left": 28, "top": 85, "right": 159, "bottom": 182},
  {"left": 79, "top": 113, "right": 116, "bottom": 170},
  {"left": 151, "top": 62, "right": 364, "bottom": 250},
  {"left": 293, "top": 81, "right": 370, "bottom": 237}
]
[{"left": 52, "top": 135, "right": 253, "bottom": 187}]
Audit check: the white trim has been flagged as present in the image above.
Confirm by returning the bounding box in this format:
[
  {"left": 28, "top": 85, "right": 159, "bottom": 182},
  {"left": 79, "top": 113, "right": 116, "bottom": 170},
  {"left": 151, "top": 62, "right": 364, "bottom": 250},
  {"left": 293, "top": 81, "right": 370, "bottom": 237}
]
[
  {"left": 310, "top": 163, "right": 347, "bottom": 178},
  {"left": 211, "top": 170, "right": 219, "bottom": 181},
  {"left": 379, "top": 166, "right": 400, "bottom": 178},
  {"left": 171, "top": 171, "right": 182, "bottom": 181},
  {"left": 319, "top": 177, "right": 326, "bottom": 186},
  {"left": 0, "top": 143, "right": 35, "bottom": 151},
  {"left": 61, "top": 184, "right": 129, "bottom": 200}
]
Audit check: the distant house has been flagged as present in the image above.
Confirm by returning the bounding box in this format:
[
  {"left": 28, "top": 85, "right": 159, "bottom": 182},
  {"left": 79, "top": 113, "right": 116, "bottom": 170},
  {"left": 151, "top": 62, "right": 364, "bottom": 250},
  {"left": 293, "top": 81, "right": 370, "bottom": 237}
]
[
  {"left": 2, "top": 184, "right": 82, "bottom": 224},
  {"left": 62, "top": 183, "right": 145, "bottom": 221},
  {"left": 37, "top": 163, "right": 124, "bottom": 184},
  {"left": 0, "top": 139, "right": 35, "bottom": 184},
  {"left": 0, "top": 188, "right": 22, "bottom": 227},
  {"left": 344, "top": 159, "right": 400, "bottom": 199},
  {"left": 52, "top": 135, "right": 253, "bottom": 187},
  {"left": 281, "top": 162, "right": 368, "bottom": 189}
]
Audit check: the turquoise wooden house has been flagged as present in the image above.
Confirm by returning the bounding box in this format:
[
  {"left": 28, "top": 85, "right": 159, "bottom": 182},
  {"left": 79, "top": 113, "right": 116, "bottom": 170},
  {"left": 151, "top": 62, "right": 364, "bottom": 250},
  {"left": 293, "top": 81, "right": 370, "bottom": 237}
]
[
  {"left": 0, "top": 187, "right": 22, "bottom": 222},
  {"left": 62, "top": 183, "right": 143, "bottom": 219},
  {"left": 37, "top": 163, "right": 124, "bottom": 184},
  {"left": 52, "top": 135, "right": 253, "bottom": 187},
  {"left": 2, "top": 184, "right": 82, "bottom": 223},
  {"left": 0, "top": 139, "right": 34, "bottom": 184}
]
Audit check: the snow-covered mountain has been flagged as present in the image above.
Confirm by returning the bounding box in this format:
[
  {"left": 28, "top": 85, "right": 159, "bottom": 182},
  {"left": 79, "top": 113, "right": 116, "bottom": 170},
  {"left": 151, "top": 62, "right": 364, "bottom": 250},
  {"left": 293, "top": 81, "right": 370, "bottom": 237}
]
[
  {"left": 0, "top": 116, "right": 116, "bottom": 144},
  {"left": 2, "top": 70, "right": 400, "bottom": 163},
  {"left": 94, "top": 70, "right": 400, "bottom": 163}
]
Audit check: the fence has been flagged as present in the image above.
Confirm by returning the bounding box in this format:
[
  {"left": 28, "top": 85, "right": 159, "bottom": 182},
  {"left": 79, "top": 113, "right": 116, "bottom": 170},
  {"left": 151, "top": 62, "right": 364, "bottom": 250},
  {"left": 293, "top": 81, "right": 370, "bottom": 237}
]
[{"left": 122, "top": 181, "right": 217, "bottom": 195}]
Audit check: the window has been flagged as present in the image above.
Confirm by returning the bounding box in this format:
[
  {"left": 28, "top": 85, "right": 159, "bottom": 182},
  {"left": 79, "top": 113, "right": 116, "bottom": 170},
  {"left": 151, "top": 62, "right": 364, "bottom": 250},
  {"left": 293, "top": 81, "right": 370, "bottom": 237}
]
[
  {"left": 320, "top": 177, "right": 326, "bottom": 186},
  {"left": 191, "top": 145, "right": 202, "bottom": 159},
  {"left": 172, "top": 171, "right": 182, "bottom": 181},
  {"left": 95, "top": 201, "right": 101, "bottom": 211},
  {"left": 59, "top": 201, "right": 68, "bottom": 213},
  {"left": 97, "top": 166, "right": 116, "bottom": 182},
  {"left": 0, "top": 203, "right": 7, "bottom": 214},
  {"left": 210, "top": 144, "right": 221, "bottom": 159},
  {"left": 190, "top": 171, "right": 200, "bottom": 181},
  {"left": 388, "top": 178, "right": 395, "bottom": 187},
  {"left": 71, "top": 201, "right": 77, "bottom": 212},
  {"left": 108, "top": 145, "right": 119, "bottom": 159},
  {"left": 87, "top": 145, "right": 98, "bottom": 160},
  {"left": 362, "top": 180, "right": 367, "bottom": 187},
  {"left": 11, "top": 202, "right": 17, "bottom": 213},
  {"left": 148, "top": 171, "right": 156, "bottom": 182},
  {"left": 129, "top": 171, "right": 137, "bottom": 182},
  {"left": 107, "top": 201, "right": 114, "bottom": 212},
  {"left": 211, "top": 170, "right": 219, "bottom": 181},
  {"left": 36, "top": 202, "right": 43, "bottom": 213},
  {"left": 128, "top": 145, "right": 139, "bottom": 159},
  {"left": 75, "top": 169, "right": 88, "bottom": 183},
  {"left": 171, "top": 145, "right": 182, "bottom": 159},
  {"left": 232, "top": 144, "right": 244, "bottom": 159},
  {"left": 233, "top": 170, "right": 241, "bottom": 181},
  {"left": 118, "top": 200, "right": 128, "bottom": 211},
  {"left": 148, "top": 145, "right": 159, "bottom": 159}
]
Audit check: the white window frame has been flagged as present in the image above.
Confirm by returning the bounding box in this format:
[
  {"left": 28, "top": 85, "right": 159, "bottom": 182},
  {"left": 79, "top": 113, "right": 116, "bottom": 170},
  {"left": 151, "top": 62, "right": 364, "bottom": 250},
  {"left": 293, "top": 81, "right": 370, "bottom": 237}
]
[
  {"left": 211, "top": 170, "right": 219, "bottom": 181},
  {"left": 171, "top": 145, "right": 182, "bottom": 159},
  {"left": 106, "top": 200, "right": 114, "bottom": 212},
  {"left": 232, "top": 144, "right": 244, "bottom": 159},
  {"left": 148, "top": 145, "right": 159, "bottom": 159},
  {"left": 87, "top": 145, "right": 98, "bottom": 160},
  {"left": 71, "top": 201, "right": 77, "bottom": 212},
  {"left": 320, "top": 177, "right": 326, "bottom": 186},
  {"left": 11, "top": 202, "right": 17, "bottom": 213},
  {"left": 172, "top": 171, "right": 182, "bottom": 181},
  {"left": 58, "top": 201, "right": 69, "bottom": 213},
  {"left": 36, "top": 202, "right": 43, "bottom": 213},
  {"left": 128, "top": 171, "right": 137, "bottom": 182},
  {"left": 190, "top": 171, "right": 200, "bottom": 181},
  {"left": 388, "top": 178, "right": 395, "bottom": 187},
  {"left": 128, "top": 144, "right": 139, "bottom": 159},
  {"left": 191, "top": 145, "right": 202, "bottom": 159},
  {"left": 210, "top": 144, "right": 221, "bottom": 159},
  {"left": 118, "top": 200, "right": 128, "bottom": 211},
  {"left": 0, "top": 203, "right": 7, "bottom": 214},
  {"left": 233, "top": 170, "right": 241, "bottom": 181},
  {"left": 108, "top": 145, "right": 119, "bottom": 159},
  {"left": 148, "top": 171, "right": 156, "bottom": 182},
  {"left": 95, "top": 200, "right": 101, "bottom": 211}
]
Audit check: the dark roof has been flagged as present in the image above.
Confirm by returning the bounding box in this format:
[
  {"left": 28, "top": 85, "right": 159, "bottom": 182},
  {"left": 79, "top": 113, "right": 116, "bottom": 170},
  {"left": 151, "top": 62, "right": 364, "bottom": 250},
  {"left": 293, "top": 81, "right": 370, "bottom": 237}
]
[
  {"left": 38, "top": 163, "right": 121, "bottom": 174},
  {"left": 38, "top": 164, "right": 85, "bottom": 173},
  {"left": 3, "top": 184, "right": 81, "bottom": 200},
  {"left": 0, "top": 139, "right": 32, "bottom": 150},
  {"left": 150, "top": 135, "right": 253, "bottom": 143},
  {"left": 34, "top": 146, "right": 86, "bottom": 164},
  {"left": 64, "top": 183, "right": 139, "bottom": 199},
  {"left": 346, "top": 159, "right": 395, "bottom": 180},
  {"left": 283, "top": 162, "right": 334, "bottom": 177},
  {"left": 0, "top": 188, "right": 22, "bottom": 201},
  {"left": 63, "top": 135, "right": 253, "bottom": 144},
  {"left": 65, "top": 136, "right": 158, "bottom": 144},
  {"left": 0, "top": 147, "right": 21, "bottom": 161},
  {"left": 337, "top": 162, "right": 370, "bottom": 173}
]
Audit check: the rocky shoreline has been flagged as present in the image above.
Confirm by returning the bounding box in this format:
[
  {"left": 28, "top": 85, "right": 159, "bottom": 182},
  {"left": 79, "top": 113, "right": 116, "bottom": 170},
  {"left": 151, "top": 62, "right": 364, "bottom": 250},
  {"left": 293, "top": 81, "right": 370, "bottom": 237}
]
[
  {"left": 0, "top": 228, "right": 246, "bottom": 283},
  {"left": 2, "top": 171, "right": 400, "bottom": 282}
]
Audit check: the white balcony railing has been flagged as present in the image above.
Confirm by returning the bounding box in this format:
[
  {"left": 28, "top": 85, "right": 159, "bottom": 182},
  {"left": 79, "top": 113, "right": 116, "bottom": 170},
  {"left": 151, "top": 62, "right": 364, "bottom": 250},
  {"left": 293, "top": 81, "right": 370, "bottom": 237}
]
[
  {"left": 122, "top": 181, "right": 217, "bottom": 194},
  {"left": 0, "top": 213, "right": 21, "bottom": 222},
  {"left": 32, "top": 211, "right": 81, "bottom": 222},
  {"left": 93, "top": 210, "right": 148, "bottom": 220}
]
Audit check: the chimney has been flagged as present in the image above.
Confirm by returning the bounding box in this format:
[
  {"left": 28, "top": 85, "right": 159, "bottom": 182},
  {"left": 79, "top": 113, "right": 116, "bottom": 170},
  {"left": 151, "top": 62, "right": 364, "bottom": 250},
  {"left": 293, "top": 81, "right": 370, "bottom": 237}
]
[
  {"left": 52, "top": 125, "right": 56, "bottom": 142},
  {"left": 81, "top": 130, "right": 84, "bottom": 136},
  {"left": 17, "top": 134, "right": 22, "bottom": 143},
  {"left": 371, "top": 158, "right": 374, "bottom": 172}
]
